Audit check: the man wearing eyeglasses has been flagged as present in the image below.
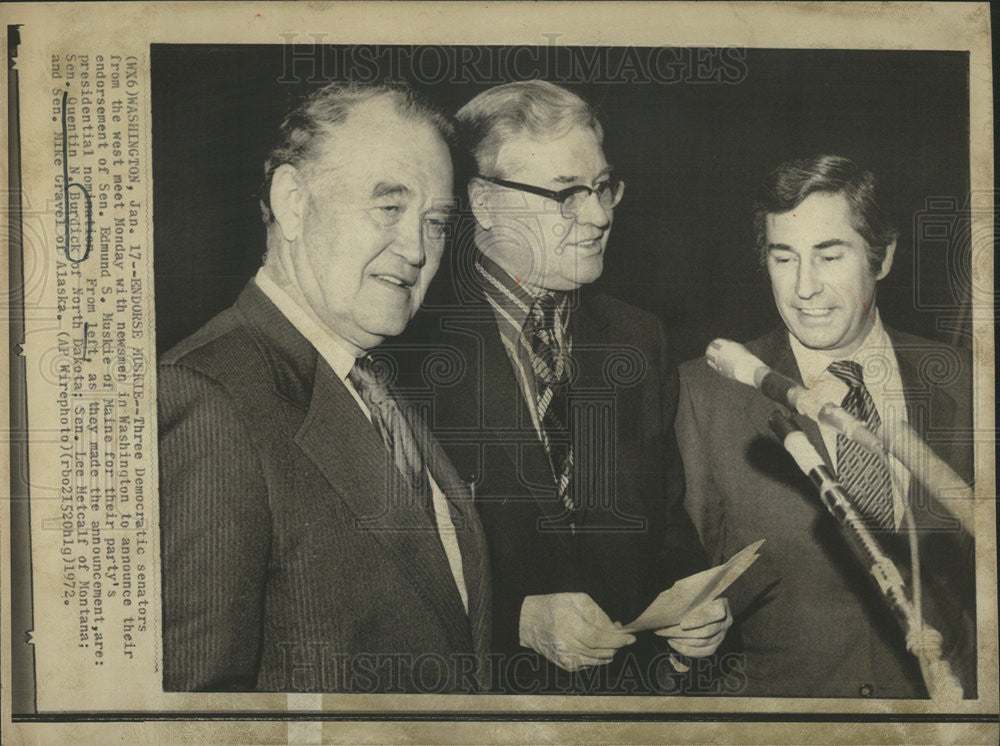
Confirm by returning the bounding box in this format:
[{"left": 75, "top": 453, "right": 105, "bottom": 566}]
[{"left": 403, "top": 81, "right": 734, "bottom": 694}]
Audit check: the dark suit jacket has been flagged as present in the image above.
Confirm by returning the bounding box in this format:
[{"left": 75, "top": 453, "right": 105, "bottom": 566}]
[
  {"left": 157, "top": 281, "right": 491, "bottom": 693},
  {"left": 676, "top": 326, "right": 975, "bottom": 698},
  {"left": 395, "top": 288, "right": 724, "bottom": 694}
]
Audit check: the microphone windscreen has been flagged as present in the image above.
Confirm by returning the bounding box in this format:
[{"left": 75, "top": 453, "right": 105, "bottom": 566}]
[
  {"left": 759, "top": 371, "right": 799, "bottom": 408},
  {"left": 706, "top": 339, "right": 766, "bottom": 388}
]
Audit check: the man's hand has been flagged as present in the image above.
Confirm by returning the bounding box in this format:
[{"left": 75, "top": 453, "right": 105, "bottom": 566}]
[
  {"left": 653, "top": 598, "right": 732, "bottom": 657},
  {"left": 519, "top": 593, "right": 636, "bottom": 672}
]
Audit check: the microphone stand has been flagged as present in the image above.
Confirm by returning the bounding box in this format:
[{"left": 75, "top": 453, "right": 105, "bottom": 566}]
[
  {"left": 769, "top": 411, "right": 964, "bottom": 700},
  {"left": 706, "top": 338, "right": 974, "bottom": 535}
]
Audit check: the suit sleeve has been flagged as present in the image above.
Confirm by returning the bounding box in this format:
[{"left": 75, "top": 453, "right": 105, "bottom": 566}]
[
  {"left": 655, "top": 326, "right": 710, "bottom": 582},
  {"left": 158, "top": 364, "right": 272, "bottom": 691},
  {"left": 674, "top": 362, "right": 727, "bottom": 567},
  {"left": 922, "top": 343, "right": 977, "bottom": 696},
  {"left": 650, "top": 330, "right": 749, "bottom": 685}
]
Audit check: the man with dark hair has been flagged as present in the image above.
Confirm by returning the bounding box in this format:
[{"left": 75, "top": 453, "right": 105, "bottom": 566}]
[
  {"left": 751, "top": 155, "right": 898, "bottom": 273},
  {"left": 158, "top": 81, "right": 491, "bottom": 693},
  {"left": 405, "top": 81, "right": 735, "bottom": 694},
  {"left": 676, "top": 154, "right": 976, "bottom": 697}
]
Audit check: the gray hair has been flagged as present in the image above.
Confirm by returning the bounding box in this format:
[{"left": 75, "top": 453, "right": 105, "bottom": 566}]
[
  {"left": 259, "top": 80, "right": 455, "bottom": 226},
  {"left": 455, "top": 80, "right": 603, "bottom": 178}
]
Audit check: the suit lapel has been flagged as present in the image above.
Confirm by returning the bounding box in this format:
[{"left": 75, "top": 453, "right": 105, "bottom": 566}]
[
  {"left": 294, "top": 360, "right": 472, "bottom": 649},
  {"left": 890, "top": 330, "right": 959, "bottom": 447},
  {"left": 888, "top": 328, "right": 962, "bottom": 533},
  {"left": 567, "top": 295, "right": 624, "bottom": 533},
  {"left": 475, "top": 308, "right": 578, "bottom": 552},
  {"left": 403, "top": 403, "right": 492, "bottom": 679},
  {"left": 568, "top": 293, "right": 612, "bottom": 366}
]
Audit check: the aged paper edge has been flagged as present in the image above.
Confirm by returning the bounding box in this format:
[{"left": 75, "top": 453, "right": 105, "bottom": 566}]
[{"left": 1, "top": 1, "right": 996, "bottom": 744}]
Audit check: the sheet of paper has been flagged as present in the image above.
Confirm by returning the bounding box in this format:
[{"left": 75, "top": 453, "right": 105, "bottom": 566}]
[{"left": 622, "top": 540, "right": 764, "bottom": 633}]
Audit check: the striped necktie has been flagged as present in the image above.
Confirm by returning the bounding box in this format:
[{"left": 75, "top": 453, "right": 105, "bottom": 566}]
[
  {"left": 524, "top": 293, "right": 576, "bottom": 514},
  {"left": 827, "top": 360, "right": 894, "bottom": 531},
  {"left": 348, "top": 355, "right": 431, "bottom": 507}
]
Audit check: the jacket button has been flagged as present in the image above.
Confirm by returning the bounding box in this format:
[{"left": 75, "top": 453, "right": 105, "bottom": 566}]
[{"left": 859, "top": 683, "right": 874, "bottom": 697}]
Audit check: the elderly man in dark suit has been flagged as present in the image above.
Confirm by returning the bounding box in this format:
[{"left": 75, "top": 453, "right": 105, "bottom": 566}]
[
  {"left": 676, "top": 155, "right": 976, "bottom": 698},
  {"left": 401, "top": 81, "right": 735, "bottom": 694},
  {"left": 157, "top": 81, "right": 491, "bottom": 693}
]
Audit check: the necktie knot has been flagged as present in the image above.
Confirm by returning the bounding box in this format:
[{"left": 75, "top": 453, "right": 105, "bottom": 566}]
[
  {"left": 828, "top": 359, "right": 865, "bottom": 389},
  {"left": 348, "top": 355, "right": 389, "bottom": 407},
  {"left": 348, "top": 355, "right": 430, "bottom": 501},
  {"left": 525, "top": 293, "right": 571, "bottom": 387},
  {"left": 527, "top": 292, "right": 564, "bottom": 332}
]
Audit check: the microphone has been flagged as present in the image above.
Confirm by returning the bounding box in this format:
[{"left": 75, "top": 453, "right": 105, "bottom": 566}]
[
  {"left": 768, "top": 410, "right": 964, "bottom": 700},
  {"left": 767, "top": 410, "right": 858, "bottom": 510},
  {"left": 706, "top": 338, "right": 884, "bottom": 455}
]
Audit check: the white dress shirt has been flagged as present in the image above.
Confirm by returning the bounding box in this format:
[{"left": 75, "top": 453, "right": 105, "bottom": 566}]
[
  {"left": 256, "top": 265, "right": 469, "bottom": 612},
  {"left": 788, "top": 310, "right": 910, "bottom": 530}
]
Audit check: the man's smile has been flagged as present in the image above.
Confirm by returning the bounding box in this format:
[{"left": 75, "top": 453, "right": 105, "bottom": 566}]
[
  {"left": 372, "top": 272, "right": 416, "bottom": 290},
  {"left": 795, "top": 307, "right": 835, "bottom": 318}
]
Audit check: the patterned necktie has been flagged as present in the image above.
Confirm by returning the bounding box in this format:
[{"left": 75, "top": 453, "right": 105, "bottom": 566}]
[
  {"left": 348, "top": 355, "right": 431, "bottom": 506},
  {"left": 827, "top": 360, "right": 894, "bottom": 531},
  {"left": 523, "top": 293, "right": 576, "bottom": 513}
]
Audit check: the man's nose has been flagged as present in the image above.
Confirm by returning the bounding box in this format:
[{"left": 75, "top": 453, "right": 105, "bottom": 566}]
[
  {"left": 574, "top": 191, "right": 612, "bottom": 229},
  {"left": 392, "top": 218, "right": 427, "bottom": 267},
  {"left": 795, "top": 260, "right": 821, "bottom": 298}
]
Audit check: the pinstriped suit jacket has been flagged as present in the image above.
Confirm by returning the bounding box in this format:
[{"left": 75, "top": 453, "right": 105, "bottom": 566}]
[{"left": 157, "top": 281, "right": 491, "bottom": 692}]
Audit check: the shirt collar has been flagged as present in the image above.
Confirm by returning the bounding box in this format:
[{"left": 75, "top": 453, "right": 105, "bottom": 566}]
[
  {"left": 789, "top": 308, "right": 892, "bottom": 387},
  {"left": 473, "top": 250, "right": 571, "bottom": 333},
  {"left": 255, "top": 264, "right": 361, "bottom": 384},
  {"left": 473, "top": 251, "right": 538, "bottom": 334}
]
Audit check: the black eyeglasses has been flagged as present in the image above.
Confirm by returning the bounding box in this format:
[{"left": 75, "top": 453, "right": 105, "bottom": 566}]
[{"left": 478, "top": 175, "right": 625, "bottom": 219}]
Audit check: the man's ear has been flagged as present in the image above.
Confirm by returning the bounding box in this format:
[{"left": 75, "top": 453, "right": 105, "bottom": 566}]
[
  {"left": 875, "top": 239, "right": 896, "bottom": 281},
  {"left": 468, "top": 178, "right": 494, "bottom": 231},
  {"left": 270, "top": 163, "right": 305, "bottom": 243}
]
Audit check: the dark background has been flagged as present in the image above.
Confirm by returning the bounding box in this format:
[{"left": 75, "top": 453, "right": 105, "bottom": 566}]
[{"left": 151, "top": 45, "right": 972, "bottom": 363}]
